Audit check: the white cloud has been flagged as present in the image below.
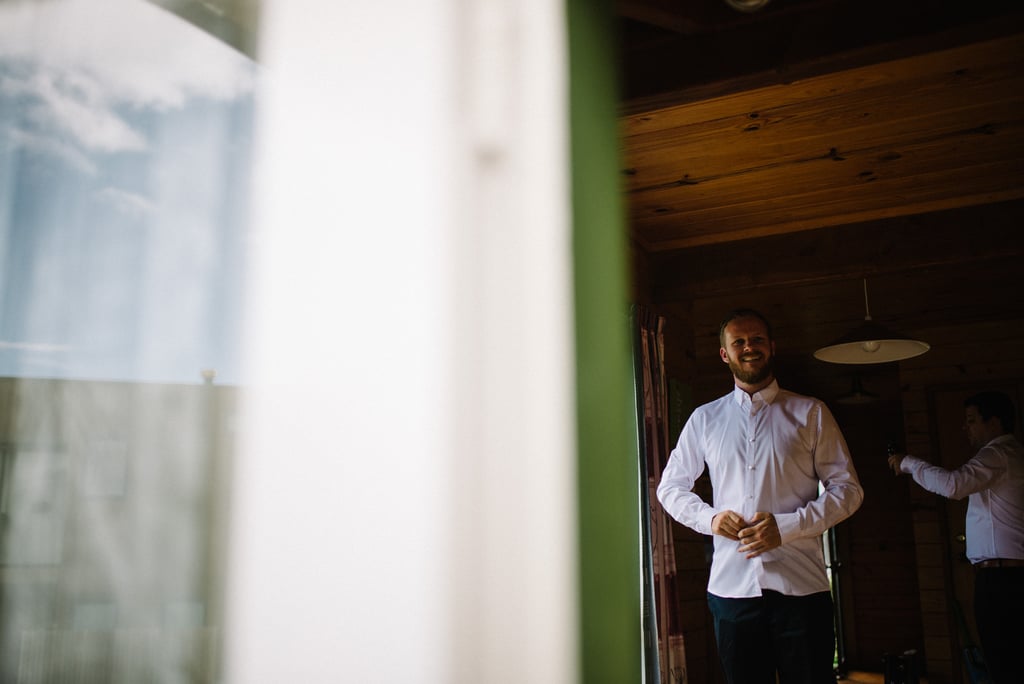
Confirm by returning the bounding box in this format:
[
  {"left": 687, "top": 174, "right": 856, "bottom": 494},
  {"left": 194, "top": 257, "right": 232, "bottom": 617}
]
[
  {"left": 21, "top": 71, "right": 148, "bottom": 152},
  {"left": 0, "top": 0, "right": 256, "bottom": 153},
  {"left": 0, "top": 340, "right": 72, "bottom": 353},
  {"left": 0, "top": 0, "right": 256, "bottom": 104},
  {"left": 96, "top": 186, "right": 157, "bottom": 217},
  {"left": 7, "top": 126, "right": 99, "bottom": 175}
]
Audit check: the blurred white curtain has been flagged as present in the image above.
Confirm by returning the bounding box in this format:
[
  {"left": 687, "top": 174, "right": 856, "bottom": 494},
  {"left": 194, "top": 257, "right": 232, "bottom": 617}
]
[{"left": 223, "top": 2, "right": 577, "bottom": 684}]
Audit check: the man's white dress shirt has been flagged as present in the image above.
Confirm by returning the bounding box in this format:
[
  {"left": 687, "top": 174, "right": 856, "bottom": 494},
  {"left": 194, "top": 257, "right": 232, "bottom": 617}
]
[
  {"left": 657, "top": 380, "right": 864, "bottom": 598},
  {"left": 899, "top": 433, "right": 1024, "bottom": 564}
]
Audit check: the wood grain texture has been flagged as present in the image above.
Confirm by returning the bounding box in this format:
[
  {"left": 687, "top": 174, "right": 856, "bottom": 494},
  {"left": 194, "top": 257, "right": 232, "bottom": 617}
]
[{"left": 623, "top": 34, "right": 1024, "bottom": 251}]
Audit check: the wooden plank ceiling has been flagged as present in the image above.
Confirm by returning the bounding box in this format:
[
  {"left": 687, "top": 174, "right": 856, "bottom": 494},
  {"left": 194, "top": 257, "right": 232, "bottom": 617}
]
[{"left": 618, "top": 0, "right": 1024, "bottom": 252}]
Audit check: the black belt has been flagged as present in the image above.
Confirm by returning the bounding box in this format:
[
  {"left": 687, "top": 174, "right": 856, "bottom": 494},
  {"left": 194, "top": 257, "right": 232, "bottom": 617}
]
[{"left": 974, "top": 558, "right": 1024, "bottom": 569}]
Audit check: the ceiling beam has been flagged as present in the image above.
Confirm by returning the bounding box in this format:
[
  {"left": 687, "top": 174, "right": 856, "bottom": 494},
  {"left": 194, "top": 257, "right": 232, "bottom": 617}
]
[
  {"left": 650, "top": 200, "right": 1024, "bottom": 301},
  {"left": 616, "top": 0, "right": 707, "bottom": 35}
]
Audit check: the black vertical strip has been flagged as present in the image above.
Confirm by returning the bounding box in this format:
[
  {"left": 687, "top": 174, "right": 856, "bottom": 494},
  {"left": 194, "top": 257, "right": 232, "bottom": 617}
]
[{"left": 826, "top": 527, "right": 847, "bottom": 677}]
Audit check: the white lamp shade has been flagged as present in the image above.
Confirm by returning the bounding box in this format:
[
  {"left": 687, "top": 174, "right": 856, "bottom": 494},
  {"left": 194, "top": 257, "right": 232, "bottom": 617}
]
[{"left": 813, "top": 320, "right": 930, "bottom": 364}]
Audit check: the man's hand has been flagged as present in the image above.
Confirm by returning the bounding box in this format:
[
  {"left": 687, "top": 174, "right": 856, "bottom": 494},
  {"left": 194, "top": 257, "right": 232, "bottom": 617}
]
[
  {"left": 887, "top": 453, "right": 906, "bottom": 475},
  {"left": 737, "top": 512, "right": 781, "bottom": 558},
  {"left": 711, "top": 510, "right": 749, "bottom": 541}
]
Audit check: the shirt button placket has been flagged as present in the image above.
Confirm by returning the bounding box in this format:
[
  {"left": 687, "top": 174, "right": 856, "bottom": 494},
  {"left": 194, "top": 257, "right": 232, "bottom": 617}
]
[
  {"left": 746, "top": 403, "right": 757, "bottom": 504},
  {"left": 746, "top": 400, "right": 763, "bottom": 505}
]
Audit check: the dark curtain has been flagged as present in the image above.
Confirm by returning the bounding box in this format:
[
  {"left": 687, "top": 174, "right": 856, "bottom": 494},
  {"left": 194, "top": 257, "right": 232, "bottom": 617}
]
[{"left": 633, "top": 305, "right": 688, "bottom": 684}]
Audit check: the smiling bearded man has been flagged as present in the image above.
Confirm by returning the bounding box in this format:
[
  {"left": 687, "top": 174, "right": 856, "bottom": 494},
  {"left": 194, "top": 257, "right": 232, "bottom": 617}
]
[
  {"left": 657, "top": 307, "right": 864, "bottom": 684},
  {"left": 720, "top": 313, "right": 775, "bottom": 388}
]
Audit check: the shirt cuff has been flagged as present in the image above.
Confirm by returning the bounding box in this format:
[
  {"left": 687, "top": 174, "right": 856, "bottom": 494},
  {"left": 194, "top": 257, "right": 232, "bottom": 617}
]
[
  {"left": 900, "top": 454, "right": 923, "bottom": 474},
  {"left": 697, "top": 508, "right": 718, "bottom": 536},
  {"left": 773, "top": 512, "right": 799, "bottom": 545}
]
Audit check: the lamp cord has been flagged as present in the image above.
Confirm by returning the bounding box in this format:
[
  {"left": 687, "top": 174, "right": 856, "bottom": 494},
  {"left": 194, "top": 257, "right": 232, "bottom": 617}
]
[{"left": 862, "top": 278, "right": 873, "bottom": 321}]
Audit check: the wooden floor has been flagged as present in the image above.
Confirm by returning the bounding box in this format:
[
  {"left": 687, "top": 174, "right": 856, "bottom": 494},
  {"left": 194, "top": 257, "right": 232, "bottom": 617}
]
[
  {"left": 838, "top": 674, "right": 885, "bottom": 684},
  {"left": 839, "top": 672, "right": 928, "bottom": 684}
]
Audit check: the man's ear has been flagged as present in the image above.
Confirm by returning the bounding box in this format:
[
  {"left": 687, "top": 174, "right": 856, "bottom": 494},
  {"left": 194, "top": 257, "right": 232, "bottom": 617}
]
[
  {"left": 720, "top": 347, "right": 729, "bottom": 364},
  {"left": 987, "top": 415, "right": 1006, "bottom": 435}
]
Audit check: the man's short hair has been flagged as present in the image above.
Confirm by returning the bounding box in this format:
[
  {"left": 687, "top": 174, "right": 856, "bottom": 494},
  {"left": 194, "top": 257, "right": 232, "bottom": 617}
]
[
  {"left": 964, "top": 391, "right": 1017, "bottom": 433},
  {"left": 719, "top": 308, "right": 774, "bottom": 347}
]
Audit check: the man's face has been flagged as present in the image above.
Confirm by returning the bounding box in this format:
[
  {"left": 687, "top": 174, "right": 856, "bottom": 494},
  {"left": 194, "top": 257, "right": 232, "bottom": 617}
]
[
  {"left": 963, "top": 406, "right": 1000, "bottom": 449},
  {"left": 720, "top": 317, "right": 775, "bottom": 387}
]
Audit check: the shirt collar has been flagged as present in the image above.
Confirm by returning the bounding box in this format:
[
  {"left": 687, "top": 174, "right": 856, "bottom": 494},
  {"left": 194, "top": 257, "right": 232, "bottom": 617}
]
[
  {"left": 732, "top": 379, "right": 780, "bottom": 409},
  {"left": 986, "top": 433, "right": 1015, "bottom": 448}
]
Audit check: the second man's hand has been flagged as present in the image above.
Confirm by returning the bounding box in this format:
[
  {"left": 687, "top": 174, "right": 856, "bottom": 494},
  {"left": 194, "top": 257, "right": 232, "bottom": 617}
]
[
  {"left": 737, "top": 512, "right": 781, "bottom": 558},
  {"left": 887, "top": 452, "right": 906, "bottom": 475}
]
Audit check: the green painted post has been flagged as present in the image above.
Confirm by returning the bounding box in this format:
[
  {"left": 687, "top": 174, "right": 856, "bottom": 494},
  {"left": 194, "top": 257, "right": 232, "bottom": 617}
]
[{"left": 568, "top": 1, "right": 642, "bottom": 681}]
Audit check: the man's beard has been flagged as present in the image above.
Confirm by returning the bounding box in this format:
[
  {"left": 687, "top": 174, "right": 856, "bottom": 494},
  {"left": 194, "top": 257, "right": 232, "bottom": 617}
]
[{"left": 728, "top": 354, "right": 773, "bottom": 385}]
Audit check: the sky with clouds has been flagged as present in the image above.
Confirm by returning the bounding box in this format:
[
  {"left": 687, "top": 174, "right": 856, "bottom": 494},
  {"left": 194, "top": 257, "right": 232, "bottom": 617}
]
[{"left": 0, "top": 0, "right": 257, "bottom": 385}]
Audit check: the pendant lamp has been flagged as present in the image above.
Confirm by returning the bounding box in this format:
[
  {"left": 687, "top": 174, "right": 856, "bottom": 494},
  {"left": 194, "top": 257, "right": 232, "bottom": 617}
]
[
  {"left": 813, "top": 279, "right": 930, "bottom": 364},
  {"left": 725, "top": 0, "right": 771, "bottom": 12}
]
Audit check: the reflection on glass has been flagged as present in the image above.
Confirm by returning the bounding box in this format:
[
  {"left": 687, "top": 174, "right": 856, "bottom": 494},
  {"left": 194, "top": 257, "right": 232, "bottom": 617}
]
[{"left": 0, "top": 1, "right": 254, "bottom": 681}]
